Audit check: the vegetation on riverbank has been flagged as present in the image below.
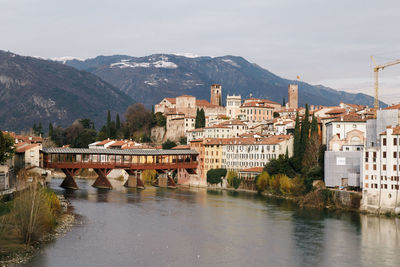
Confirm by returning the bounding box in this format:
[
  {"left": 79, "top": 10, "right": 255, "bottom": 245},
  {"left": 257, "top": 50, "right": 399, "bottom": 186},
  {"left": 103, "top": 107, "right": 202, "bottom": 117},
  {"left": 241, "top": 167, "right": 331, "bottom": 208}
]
[{"left": 0, "top": 172, "right": 71, "bottom": 262}]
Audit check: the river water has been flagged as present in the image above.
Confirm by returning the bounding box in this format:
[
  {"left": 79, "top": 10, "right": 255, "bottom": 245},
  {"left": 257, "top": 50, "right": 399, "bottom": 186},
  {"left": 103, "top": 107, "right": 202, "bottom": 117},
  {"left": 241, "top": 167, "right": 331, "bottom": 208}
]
[{"left": 20, "top": 178, "right": 400, "bottom": 267}]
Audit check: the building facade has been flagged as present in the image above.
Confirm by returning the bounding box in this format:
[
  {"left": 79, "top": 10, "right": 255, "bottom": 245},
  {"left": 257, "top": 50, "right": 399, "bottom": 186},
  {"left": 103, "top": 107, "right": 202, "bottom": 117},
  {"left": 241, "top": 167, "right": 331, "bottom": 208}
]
[{"left": 361, "top": 126, "right": 400, "bottom": 214}]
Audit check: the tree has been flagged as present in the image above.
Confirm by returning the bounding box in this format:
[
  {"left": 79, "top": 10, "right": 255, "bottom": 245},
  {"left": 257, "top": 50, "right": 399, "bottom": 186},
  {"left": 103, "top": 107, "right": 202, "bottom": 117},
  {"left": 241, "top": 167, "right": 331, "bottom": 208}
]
[
  {"left": 293, "top": 112, "right": 301, "bottom": 170},
  {"left": 79, "top": 118, "right": 95, "bottom": 129},
  {"left": 154, "top": 112, "right": 166, "bottom": 127},
  {"left": 226, "top": 170, "right": 238, "bottom": 187},
  {"left": 162, "top": 139, "right": 177, "bottom": 149},
  {"left": 116, "top": 114, "right": 121, "bottom": 130},
  {"left": 179, "top": 136, "right": 187, "bottom": 145},
  {"left": 48, "top": 123, "right": 53, "bottom": 139},
  {"left": 0, "top": 131, "right": 15, "bottom": 164},
  {"left": 255, "top": 172, "right": 270, "bottom": 192},
  {"left": 195, "top": 108, "right": 205, "bottom": 128},
  {"left": 299, "top": 104, "right": 310, "bottom": 163},
  {"left": 124, "top": 103, "right": 153, "bottom": 139},
  {"left": 273, "top": 112, "right": 280, "bottom": 118},
  {"left": 142, "top": 170, "right": 157, "bottom": 183},
  {"left": 207, "top": 168, "right": 227, "bottom": 185},
  {"left": 279, "top": 174, "right": 293, "bottom": 195},
  {"left": 264, "top": 154, "right": 296, "bottom": 178},
  {"left": 51, "top": 126, "right": 67, "bottom": 147},
  {"left": 106, "top": 110, "right": 111, "bottom": 138},
  {"left": 37, "top": 123, "right": 43, "bottom": 136},
  {"left": 282, "top": 97, "right": 286, "bottom": 107},
  {"left": 71, "top": 128, "right": 97, "bottom": 148}
]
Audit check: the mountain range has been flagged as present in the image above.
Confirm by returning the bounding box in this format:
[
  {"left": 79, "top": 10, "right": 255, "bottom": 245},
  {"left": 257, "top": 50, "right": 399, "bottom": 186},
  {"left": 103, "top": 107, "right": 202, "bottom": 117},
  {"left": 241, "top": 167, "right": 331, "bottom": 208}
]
[
  {"left": 63, "top": 54, "right": 384, "bottom": 108},
  {"left": 0, "top": 50, "right": 384, "bottom": 131},
  {"left": 0, "top": 50, "right": 133, "bottom": 131}
]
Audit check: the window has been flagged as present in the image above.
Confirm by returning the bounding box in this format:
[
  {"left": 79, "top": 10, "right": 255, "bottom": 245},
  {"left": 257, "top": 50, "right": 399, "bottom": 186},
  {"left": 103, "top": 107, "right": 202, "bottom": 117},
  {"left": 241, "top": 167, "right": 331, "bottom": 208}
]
[
  {"left": 353, "top": 124, "right": 357, "bottom": 128},
  {"left": 394, "top": 138, "right": 397, "bottom": 146},
  {"left": 394, "top": 152, "right": 397, "bottom": 158},
  {"left": 365, "top": 183, "right": 368, "bottom": 188},
  {"left": 383, "top": 138, "right": 387, "bottom": 146},
  {"left": 373, "top": 164, "right": 376, "bottom": 170},
  {"left": 394, "top": 165, "right": 397, "bottom": 171},
  {"left": 383, "top": 164, "right": 386, "bottom": 171},
  {"left": 365, "top": 175, "right": 368, "bottom": 180},
  {"left": 383, "top": 152, "right": 387, "bottom": 158},
  {"left": 365, "top": 164, "right": 369, "bottom": 170},
  {"left": 336, "top": 125, "right": 340, "bottom": 128}
]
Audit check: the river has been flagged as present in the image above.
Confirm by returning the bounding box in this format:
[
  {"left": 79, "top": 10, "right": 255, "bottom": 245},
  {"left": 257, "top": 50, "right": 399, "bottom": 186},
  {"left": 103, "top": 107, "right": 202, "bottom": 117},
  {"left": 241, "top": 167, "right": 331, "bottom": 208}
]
[{"left": 19, "top": 178, "right": 400, "bottom": 267}]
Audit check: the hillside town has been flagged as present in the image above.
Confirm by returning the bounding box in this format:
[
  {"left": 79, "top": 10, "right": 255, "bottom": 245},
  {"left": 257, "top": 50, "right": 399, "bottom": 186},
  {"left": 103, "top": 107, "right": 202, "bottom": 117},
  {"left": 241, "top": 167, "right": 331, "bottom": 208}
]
[{"left": 1, "top": 82, "right": 400, "bottom": 215}]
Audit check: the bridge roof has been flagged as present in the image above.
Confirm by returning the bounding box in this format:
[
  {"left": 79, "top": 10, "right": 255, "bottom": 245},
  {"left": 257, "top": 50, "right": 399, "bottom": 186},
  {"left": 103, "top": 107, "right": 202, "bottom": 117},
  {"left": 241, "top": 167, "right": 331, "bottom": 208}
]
[{"left": 41, "top": 148, "right": 198, "bottom": 156}]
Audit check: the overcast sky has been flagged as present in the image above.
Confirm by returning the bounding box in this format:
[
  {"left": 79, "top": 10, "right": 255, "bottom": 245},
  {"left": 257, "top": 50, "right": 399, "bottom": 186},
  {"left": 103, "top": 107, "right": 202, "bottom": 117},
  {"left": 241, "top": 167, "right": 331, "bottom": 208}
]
[{"left": 1, "top": 0, "right": 400, "bottom": 104}]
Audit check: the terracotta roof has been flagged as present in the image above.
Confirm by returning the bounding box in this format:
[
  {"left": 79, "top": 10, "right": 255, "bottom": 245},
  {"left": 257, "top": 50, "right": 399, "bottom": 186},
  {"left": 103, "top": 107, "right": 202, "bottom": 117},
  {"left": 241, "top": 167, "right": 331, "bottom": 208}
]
[
  {"left": 383, "top": 104, "right": 400, "bottom": 110},
  {"left": 172, "top": 145, "right": 190, "bottom": 150},
  {"left": 326, "top": 108, "right": 346, "bottom": 114},
  {"left": 177, "top": 95, "right": 195, "bottom": 98},
  {"left": 97, "top": 139, "right": 115, "bottom": 145},
  {"left": 165, "top": 98, "right": 176, "bottom": 104},
  {"left": 219, "top": 120, "right": 246, "bottom": 126},
  {"left": 16, "top": 144, "right": 39, "bottom": 153},
  {"left": 240, "top": 167, "right": 264, "bottom": 173},
  {"left": 15, "top": 135, "right": 43, "bottom": 144},
  {"left": 196, "top": 99, "right": 220, "bottom": 108},
  {"left": 241, "top": 101, "right": 274, "bottom": 108},
  {"left": 330, "top": 115, "right": 367, "bottom": 122},
  {"left": 258, "top": 135, "right": 291, "bottom": 145}
]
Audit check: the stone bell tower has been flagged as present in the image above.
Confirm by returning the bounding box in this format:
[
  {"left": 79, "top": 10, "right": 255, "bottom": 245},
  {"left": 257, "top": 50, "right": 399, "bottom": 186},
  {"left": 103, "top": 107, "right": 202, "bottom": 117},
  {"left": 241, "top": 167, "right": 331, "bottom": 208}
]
[
  {"left": 210, "top": 84, "right": 222, "bottom": 106},
  {"left": 288, "top": 84, "right": 298, "bottom": 109}
]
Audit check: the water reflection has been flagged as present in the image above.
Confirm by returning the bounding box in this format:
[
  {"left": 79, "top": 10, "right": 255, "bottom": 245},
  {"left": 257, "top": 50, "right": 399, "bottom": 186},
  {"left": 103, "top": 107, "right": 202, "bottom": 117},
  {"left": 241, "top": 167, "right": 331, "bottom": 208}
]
[{"left": 18, "top": 178, "right": 400, "bottom": 267}]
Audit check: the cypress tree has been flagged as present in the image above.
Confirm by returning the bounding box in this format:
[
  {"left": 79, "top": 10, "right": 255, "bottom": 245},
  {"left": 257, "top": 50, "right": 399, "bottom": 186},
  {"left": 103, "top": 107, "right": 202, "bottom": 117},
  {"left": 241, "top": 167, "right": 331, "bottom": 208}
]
[
  {"left": 48, "top": 123, "right": 53, "bottom": 139},
  {"left": 311, "top": 114, "right": 318, "bottom": 136},
  {"left": 195, "top": 108, "right": 200, "bottom": 128},
  {"left": 200, "top": 108, "right": 206, "bottom": 128},
  {"left": 38, "top": 122, "right": 43, "bottom": 136},
  {"left": 293, "top": 112, "right": 301, "bottom": 169},
  {"left": 106, "top": 110, "right": 111, "bottom": 138},
  {"left": 116, "top": 114, "right": 121, "bottom": 130},
  {"left": 282, "top": 97, "right": 286, "bottom": 107},
  {"left": 300, "top": 104, "right": 310, "bottom": 160},
  {"left": 33, "top": 123, "right": 37, "bottom": 135}
]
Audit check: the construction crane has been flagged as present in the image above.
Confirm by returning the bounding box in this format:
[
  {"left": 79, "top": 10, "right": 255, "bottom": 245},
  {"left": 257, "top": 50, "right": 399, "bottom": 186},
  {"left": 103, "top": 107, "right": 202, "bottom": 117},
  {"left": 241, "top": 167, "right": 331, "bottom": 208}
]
[{"left": 370, "top": 56, "right": 400, "bottom": 113}]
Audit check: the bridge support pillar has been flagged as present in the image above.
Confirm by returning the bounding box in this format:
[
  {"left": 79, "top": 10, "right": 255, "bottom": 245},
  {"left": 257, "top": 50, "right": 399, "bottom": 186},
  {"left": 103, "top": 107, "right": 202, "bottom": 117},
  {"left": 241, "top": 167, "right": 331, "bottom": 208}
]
[
  {"left": 124, "top": 170, "right": 144, "bottom": 189},
  {"left": 60, "top": 168, "right": 79, "bottom": 190},
  {"left": 154, "top": 171, "right": 177, "bottom": 188},
  {"left": 92, "top": 168, "right": 112, "bottom": 189}
]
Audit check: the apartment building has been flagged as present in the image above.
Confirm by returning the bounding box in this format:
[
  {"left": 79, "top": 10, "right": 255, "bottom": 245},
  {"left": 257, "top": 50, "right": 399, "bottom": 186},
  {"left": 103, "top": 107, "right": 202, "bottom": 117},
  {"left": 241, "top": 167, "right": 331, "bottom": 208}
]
[
  {"left": 222, "top": 135, "right": 293, "bottom": 171},
  {"left": 362, "top": 126, "right": 400, "bottom": 214},
  {"left": 240, "top": 101, "right": 274, "bottom": 122}
]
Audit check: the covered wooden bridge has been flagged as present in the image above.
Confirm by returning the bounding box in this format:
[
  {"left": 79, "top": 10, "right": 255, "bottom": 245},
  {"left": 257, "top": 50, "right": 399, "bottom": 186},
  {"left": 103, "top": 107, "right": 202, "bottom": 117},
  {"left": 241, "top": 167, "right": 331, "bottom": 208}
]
[{"left": 40, "top": 148, "right": 198, "bottom": 190}]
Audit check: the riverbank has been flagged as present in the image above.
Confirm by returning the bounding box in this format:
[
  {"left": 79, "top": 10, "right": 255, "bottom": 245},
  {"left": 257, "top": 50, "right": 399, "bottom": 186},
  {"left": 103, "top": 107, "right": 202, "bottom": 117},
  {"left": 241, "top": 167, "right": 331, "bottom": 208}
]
[
  {"left": 0, "top": 195, "right": 75, "bottom": 266},
  {"left": 214, "top": 185, "right": 363, "bottom": 213}
]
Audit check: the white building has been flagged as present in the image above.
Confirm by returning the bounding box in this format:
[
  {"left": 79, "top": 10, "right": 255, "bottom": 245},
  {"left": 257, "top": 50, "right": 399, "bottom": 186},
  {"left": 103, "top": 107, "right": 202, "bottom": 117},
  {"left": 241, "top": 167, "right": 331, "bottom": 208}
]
[
  {"left": 361, "top": 126, "right": 400, "bottom": 214},
  {"left": 226, "top": 95, "right": 241, "bottom": 119},
  {"left": 325, "top": 115, "right": 367, "bottom": 150},
  {"left": 187, "top": 128, "right": 205, "bottom": 142},
  {"left": 222, "top": 135, "right": 293, "bottom": 171}
]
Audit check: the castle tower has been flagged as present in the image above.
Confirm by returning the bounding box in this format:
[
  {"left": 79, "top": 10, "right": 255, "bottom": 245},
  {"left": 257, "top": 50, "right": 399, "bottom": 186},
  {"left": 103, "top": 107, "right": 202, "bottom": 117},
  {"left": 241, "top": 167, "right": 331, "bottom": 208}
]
[
  {"left": 288, "top": 84, "right": 298, "bottom": 109},
  {"left": 210, "top": 84, "right": 222, "bottom": 106}
]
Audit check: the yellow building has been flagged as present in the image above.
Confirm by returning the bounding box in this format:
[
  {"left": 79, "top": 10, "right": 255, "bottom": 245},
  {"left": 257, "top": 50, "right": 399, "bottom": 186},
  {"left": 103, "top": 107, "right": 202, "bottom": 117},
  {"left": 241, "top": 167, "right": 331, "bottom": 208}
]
[{"left": 203, "top": 138, "right": 224, "bottom": 176}]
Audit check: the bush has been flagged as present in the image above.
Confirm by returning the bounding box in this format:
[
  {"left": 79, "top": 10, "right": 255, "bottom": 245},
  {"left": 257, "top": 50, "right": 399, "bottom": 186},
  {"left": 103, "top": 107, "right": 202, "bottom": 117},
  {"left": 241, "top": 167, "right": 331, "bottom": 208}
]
[
  {"left": 142, "top": 170, "right": 157, "bottom": 183},
  {"left": 162, "top": 139, "right": 177, "bottom": 149},
  {"left": 231, "top": 176, "right": 241, "bottom": 189},
  {"left": 207, "top": 168, "right": 227, "bottom": 185},
  {"left": 269, "top": 174, "right": 281, "bottom": 194},
  {"left": 256, "top": 172, "right": 270, "bottom": 192},
  {"left": 279, "top": 174, "right": 293, "bottom": 195},
  {"left": 226, "top": 170, "right": 238, "bottom": 186}
]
